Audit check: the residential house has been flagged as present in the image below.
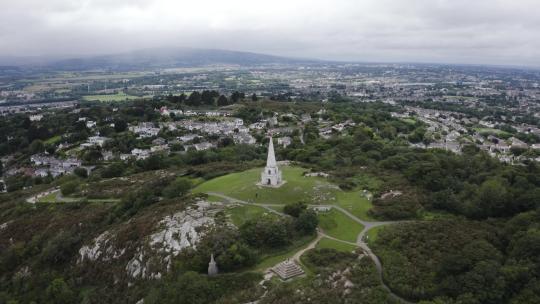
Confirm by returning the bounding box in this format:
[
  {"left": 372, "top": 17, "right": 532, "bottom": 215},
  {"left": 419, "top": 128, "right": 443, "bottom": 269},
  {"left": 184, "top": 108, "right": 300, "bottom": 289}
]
[{"left": 277, "top": 137, "right": 292, "bottom": 148}]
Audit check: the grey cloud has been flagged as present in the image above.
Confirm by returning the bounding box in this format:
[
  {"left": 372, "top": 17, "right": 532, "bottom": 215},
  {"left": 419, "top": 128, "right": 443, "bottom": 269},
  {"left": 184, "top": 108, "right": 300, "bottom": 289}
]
[{"left": 0, "top": 0, "right": 539, "bottom": 66}]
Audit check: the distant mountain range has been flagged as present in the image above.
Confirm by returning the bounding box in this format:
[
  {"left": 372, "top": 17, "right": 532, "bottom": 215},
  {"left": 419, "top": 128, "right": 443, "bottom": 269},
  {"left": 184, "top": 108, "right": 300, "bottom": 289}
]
[{"left": 0, "top": 48, "right": 322, "bottom": 71}]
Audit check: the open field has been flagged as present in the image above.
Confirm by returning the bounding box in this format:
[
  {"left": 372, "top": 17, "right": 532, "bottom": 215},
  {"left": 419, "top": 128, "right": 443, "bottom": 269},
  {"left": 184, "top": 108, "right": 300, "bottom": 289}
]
[
  {"left": 316, "top": 237, "right": 357, "bottom": 252},
  {"left": 82, "top": 92, "right": 144, "bottom": 102},
  {"left": 37, "top": 191, "right": 120, "bottom": 204},
  {"left": 206, "top": 194, "right": 225, "bottom": 203},
  {"left": 334, "top": 191, "right": 374, "bottom": 221},
  {"left": 44, "top": 135, "right": 62, "bottom": 145},
  {"left": 226, "top": 205, "right": 277, "bottom": 227},
  {"left": 267, "top": 205, "right": 284, "bottom": 213},
  {"left": 400, "top": 118, "right": 417, "bottom": 125},
  {"left": 318, "top": 209, "right": 364, "bottom": 243},
  {"left": 474, "top": 127, "right": 511, "bottom": 137},
  {"left": 193, "top": 166, "right": 374, "bottom": 220},
  {"left": 193, "top": 166, "right": 339, "bottom": 205},
  {"left": 36, "top": 192, "right": 60, "bottom": 203}
]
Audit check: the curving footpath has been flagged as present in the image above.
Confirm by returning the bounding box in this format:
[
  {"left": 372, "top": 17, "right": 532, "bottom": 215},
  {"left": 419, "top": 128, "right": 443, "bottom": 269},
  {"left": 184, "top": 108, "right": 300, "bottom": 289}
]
[{"left": 207, "top": 192, "right": 413, "bottom": 304}]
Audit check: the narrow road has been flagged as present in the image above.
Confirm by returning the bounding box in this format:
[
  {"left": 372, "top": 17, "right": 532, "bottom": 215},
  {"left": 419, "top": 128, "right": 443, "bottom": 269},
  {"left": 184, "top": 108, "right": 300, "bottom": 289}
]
[
  {"left": 207, "top": 192, "right": 413, "bottom": 304},
  {"left": 26, "top": 188, "right": 60, "bottom": 204},
  {"left": 292, "top": 230, "right": 324, "bottom": 263}
]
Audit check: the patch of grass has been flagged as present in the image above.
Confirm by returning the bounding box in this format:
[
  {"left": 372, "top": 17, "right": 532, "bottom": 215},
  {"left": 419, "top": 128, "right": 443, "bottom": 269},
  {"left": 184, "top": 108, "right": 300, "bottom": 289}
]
[
  {"left": 206, "top": 194, "right": 224, "bottom": 203},
  {"left": 349, "top": 173, "right": 383, "bottom": 192},
  {"left": 365, "top": 225, "right": 385, "bottom": 246},
  {"left": 194, "top": 166, "right": 376, "bottom": 220},
  {"left": 37, "top": 191, "right": 119, "bottom": 204},
  {"left": 316, "top": 237, "right": 357, "bottom": 252},
  {"left": 193, "top": 166, "right": 338, "bottom": 205},
  {"left": 87, "top": 198, "right": 121, "bottom": 203},
  {"left": 474, "top": 127, "right": 510, "bottom": 137},
  {"left": 401, "top": 118, "right": 417, "bottom": 125},
  {"left": 82, "top": 92, "right": 142, "bottom": 102},
  {"left": 44, "top": 135, "right": 62, "bottom": 145},
  {"left": 188, "top": 177, "right": 206, "bottom": 187},
  {"left": 37, "top": 192, "right": 58, "bottom": 203},
  {"left": 226, "top": 205, "right": 277, "bottom": 227},
  {"left": 420, "top": 210, "right": 456, "bottom": 221},
  {"left": 267, "top": 205, "right": 284, "bottom": 213},
  {"left": 318, "top": 209, "right": 364, "bottom": 243},
  {"left": 334, "top": 191, "right": 374, "bottom": 221}
]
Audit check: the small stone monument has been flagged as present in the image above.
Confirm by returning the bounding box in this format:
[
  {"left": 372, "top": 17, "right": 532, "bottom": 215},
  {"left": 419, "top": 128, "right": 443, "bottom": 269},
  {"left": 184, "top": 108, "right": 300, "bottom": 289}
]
[
  {"left": 208, "top": 253, "right": 218, "bottom": 276},
  {"left": 271, "top": 258, "right": 304, "bottom": 280}
]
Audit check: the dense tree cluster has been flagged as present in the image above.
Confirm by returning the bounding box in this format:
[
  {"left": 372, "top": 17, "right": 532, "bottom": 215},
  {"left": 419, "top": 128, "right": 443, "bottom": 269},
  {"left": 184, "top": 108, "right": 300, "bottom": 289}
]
[
  {"left": 373, "top": 215, "right": 540, "bottom": 303},
  {"left": 144, "top": 271, "right": 261, "bottom": 304},
  {"left": 165, "top": 90, "right": 244, "bottom": 107}
]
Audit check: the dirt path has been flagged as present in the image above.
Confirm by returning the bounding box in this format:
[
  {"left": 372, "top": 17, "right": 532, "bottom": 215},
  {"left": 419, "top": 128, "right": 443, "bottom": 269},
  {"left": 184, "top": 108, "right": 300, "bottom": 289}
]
[
  {"left": 26, "top": 188, "right": 59, "bottom": 204},
  {"left": 207, "top": 191, "right": 413, "bottom": 304},
  {"left": 292, "top": 230, "right": 324, "bottom": 263}
]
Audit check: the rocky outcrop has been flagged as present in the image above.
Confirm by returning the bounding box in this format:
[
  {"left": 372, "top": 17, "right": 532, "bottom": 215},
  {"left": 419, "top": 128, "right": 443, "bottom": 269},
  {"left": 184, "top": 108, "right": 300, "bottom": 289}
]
[
  {"left": 79, "top": 231, "right": 126, "bottom": 262},
  {"left": 78, "top": 199, "right": 221, "bottom": 280},
  {"left": 149, "top": 200, "right": 216, "bottom": 254}
]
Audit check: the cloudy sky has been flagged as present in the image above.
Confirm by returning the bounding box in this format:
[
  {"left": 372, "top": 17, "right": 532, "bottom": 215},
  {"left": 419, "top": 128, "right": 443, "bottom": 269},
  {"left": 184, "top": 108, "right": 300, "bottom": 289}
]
[{"left": 1, "top": 0, "right": 539, "bottom": 66}]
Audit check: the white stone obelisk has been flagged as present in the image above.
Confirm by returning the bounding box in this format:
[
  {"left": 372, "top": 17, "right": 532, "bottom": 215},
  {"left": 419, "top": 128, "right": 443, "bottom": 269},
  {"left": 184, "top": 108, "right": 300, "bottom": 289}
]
[{"left": 260, "top": 136, "right": 283, "bottom": 187}]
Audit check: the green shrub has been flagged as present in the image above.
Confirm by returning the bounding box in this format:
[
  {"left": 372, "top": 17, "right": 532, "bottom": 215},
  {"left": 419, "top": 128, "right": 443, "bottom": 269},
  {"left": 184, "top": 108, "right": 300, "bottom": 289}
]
[
  {"left": 73, "top": 167, "right": 88, "bottom": 178},
  {"left": 45, "top": 278, "right": 75, "bottom": 304},
  {"left": 162, "top": 178, "right": 192, "bottom": 198},
  {"left": 283, "top": 201, "right": 307, "bottom": 217},
  {"left": 60, "top": 180, "right": 80, "bottom": 196}
]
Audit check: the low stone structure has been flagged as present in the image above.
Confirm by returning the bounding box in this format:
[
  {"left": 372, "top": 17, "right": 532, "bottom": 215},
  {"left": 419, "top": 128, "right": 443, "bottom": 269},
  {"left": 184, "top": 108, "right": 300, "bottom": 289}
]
[
  {"left": 312, "top": 206, "right": 332, "bottom": 213},
  {"left": 271, "top": 259, "right": 304, "bottom": 280}
]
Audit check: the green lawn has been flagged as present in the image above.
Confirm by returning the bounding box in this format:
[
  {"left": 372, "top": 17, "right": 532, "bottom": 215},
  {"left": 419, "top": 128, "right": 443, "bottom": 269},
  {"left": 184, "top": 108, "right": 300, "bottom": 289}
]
[
  {"left": 194, "top": 166, "right": 374, "bottom": 222},
  {"left": 193, "top": 166, "right": 338, "bottom": 205},
  {"left": 37, "top": 192, "right": 59, "bottom": 203},
  {"left": 420, "top": 210, "right": 455, "bottom": 221},
  {"left": 206, "top": 194, "right": 224, "bottom": 203},
  {"left": 334, "top": 191, "right": 374, "bottom": 221},
  {"left": 82, "top": 92, "right": 142, "bottom": 102},
  {"left": 316, "top": 237, "right": 357, "bottom": 252},
  {"left": 226, "top": 205, "right": 277, "bottom": 227},
  {"left": 267, "top": 205, "right": 284, "bottom": 213},
  {"left": 350, "top": 173, "right": 383, "bottom": 192},
  {"left": 401, "top": 118, "right": 417, "bottom": 125},
  {"left": 44, "top": 135, "right": 62, "bottom": 145},
  {"left": 318, "top": 209, "right": 364, "bottom": 243},
  {"left": 474, "top": 127, "right": 510, "bottom": 137},
  {"left": 365, "top": 226, "right": 385, "bottom": 246},
  {"left": 37, "top": 192, "right": 119, "bottom": 204}
]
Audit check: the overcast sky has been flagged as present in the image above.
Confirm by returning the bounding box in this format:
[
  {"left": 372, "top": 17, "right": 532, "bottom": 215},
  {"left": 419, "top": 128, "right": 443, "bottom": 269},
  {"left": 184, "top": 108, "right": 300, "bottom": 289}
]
[{"left": 1, "top": 0, "right": 539, "bottom": 66}]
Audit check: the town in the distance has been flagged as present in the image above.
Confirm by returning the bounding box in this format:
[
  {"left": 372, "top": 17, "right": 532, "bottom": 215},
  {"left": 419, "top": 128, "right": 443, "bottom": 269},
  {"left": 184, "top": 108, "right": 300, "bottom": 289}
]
[{"left": 1, "top": 49, "right": 540, "bottom": 304}]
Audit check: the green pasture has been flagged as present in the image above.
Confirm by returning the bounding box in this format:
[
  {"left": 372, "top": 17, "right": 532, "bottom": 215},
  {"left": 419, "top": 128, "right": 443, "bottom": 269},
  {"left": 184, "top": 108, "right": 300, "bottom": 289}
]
[
  {"left": 226, "top": 205, "right": 277, "bottom": 227},
  {"left": 193, "top": 166, "right": 338, "bottom": 205},
  {"left": 194, "top": 166, "right": 374, "bottom": 220},
  {"left": 317, "top": 209, "right": 364, "bottom": 243},
  {"left": 82, "top": 92, "right": 143, "bottom": 102},
  {"left": 316, "top": 237, "right": 357, "bottom": 253}
]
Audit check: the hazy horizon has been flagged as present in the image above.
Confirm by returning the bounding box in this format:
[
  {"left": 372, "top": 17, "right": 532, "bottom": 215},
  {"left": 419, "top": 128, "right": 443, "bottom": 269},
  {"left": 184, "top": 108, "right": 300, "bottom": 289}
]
[{"left": 1, "top": 0, "right": 540, "bottom": 67}]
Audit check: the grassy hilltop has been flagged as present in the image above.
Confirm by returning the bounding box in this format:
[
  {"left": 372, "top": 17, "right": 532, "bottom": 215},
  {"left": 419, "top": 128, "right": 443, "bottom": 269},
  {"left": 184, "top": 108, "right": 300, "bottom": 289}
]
[{"left": 194, "top": 165, "right": 374, "bottom": 221}]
